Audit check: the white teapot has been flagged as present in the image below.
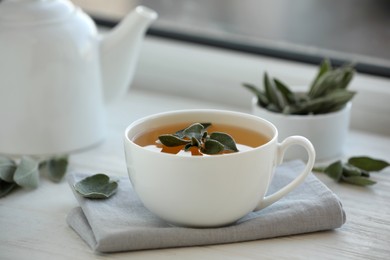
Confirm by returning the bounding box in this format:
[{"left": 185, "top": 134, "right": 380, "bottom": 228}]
[{"left": 0, "top": 0, "right": 157, "bottom": 156}]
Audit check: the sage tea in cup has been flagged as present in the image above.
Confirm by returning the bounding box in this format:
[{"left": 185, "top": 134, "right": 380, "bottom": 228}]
[
  {"left": 124, "top": 109, "right": 315, "bottom": 227},
  {"left": 133, "top": 122, "right": 270, "bottom": 156}
]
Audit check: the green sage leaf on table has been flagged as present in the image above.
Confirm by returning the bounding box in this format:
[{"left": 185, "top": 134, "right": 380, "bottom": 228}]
[
  {"left": 0, "top": 155, "right": 70, "bottom": 197},
  {"left": 74, "top": 173, "right": 118, "bottom": 199},
  {"left": 341, "top": 176, "right": 376, "bottom": 186},
  {"left": 0, "top": 156, "right": 17, "bottom": 183},
  {"left": 40, "top": 156, "right": 69, "bottom": 183},
  {"left": 324, "top": 160, "right": 343, "bottom": 181},
  {"left": 342, "top": 163, "right": 370, "bottom": 177},
  {"left": 348, "top": 156, "right": 390, "bottom": 172},
  {"left": 314, "top": 156, "right": 389, "bottom": 186},
  {"left": 13, "top": 156, "right": 39, "bottom": 189},
  {"left": 0, "top": 179, "right": 17, "bottom": 198}
]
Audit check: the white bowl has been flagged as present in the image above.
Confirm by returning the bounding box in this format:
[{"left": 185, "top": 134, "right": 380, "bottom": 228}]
[{"left": 252, "top": 98, "right": 351, "bottom": 162}]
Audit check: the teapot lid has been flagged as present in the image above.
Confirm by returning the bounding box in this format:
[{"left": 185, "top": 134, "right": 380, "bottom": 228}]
[{"left": 0, "top": 0, "right": 75, "bottom": 25}]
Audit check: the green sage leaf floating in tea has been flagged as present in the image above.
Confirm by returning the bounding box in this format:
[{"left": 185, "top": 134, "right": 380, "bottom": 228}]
[
  {"left": 158, "top": 122, "right": 239, "bottom": 155},
  {"left": 13, "top": 156, "right": 40, "bottom": 189},
  {"left": 183, "top": 123, "right": 206, "bottom": 140},
  {"left": 314, "top": 156, "right": 389, "bottom": 186},
  {"left": 201, "top": 139, "right": 225, "bottom": 155},
  {"left": 209, "top": 132, "right": 239, "bottom": 152},
  {"left": 74, "top": 173, "right": 118, "bottom": 199},
  {"left": 158, "top": 135, "right": 190, "bottom": 147},
  {"left": 0, "top": 156, "right": 17, "bottom": 183},
  {"left": 174, "top": 122, "right": 211, "bottom": 139}
]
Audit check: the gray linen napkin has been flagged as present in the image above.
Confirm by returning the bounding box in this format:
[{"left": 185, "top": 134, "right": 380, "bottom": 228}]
[{"left": 66, "top": 160, "right": 346, "bottom": 253}]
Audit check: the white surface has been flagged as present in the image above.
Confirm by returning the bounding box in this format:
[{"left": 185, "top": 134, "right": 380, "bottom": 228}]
[{"left": 1, "top": 89, "right": 389, "bottom": 259}]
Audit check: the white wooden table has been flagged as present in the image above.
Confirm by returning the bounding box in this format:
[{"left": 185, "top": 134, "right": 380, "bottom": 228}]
[{"left": 1, "top": 89, "right": 389, "bottom": 259}]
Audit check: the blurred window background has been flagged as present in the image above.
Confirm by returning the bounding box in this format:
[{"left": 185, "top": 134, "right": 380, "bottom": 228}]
[{"left": 73, "top": 0, "right": 389, "bottom": 77}]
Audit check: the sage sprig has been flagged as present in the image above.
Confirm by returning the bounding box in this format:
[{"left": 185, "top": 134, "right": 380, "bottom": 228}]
[
  {"left": 242, "top": 59, "right": 356, "bottom": 115},
  {"left": 158, "top": 123, "right": 239, "bottom": 155},
  {"left": 313, "top": 156, "right": 389, "bottom": 186},
  {"left": 0, "top": 155, "right": 69, "bottom": 198}
]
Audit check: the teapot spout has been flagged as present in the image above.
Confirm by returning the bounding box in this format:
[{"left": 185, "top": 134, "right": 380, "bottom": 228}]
[{"left": 100, "top": 6, "right": 157, "bottom": 103}]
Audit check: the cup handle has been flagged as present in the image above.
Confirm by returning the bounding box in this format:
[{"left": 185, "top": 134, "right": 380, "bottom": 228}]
[{"left": 254, "top": 136, "right": 315, "bottom": 211}]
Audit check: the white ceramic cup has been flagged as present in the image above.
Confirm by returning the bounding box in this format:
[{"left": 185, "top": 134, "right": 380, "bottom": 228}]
[{"left": 124, "top": 109, "right": 315, "bottom": 227}]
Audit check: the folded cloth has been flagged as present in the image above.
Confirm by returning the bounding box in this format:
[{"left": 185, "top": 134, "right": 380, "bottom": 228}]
[{"left": 66, "top": 160, "right": 346, "bottom": 253}]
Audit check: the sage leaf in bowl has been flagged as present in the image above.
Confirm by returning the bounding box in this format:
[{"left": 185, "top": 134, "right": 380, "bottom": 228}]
[
  {"left": 242, "top": 59, "right": 356, "bottom": 115},
  {"left": 74, "top": 173, "right": 118, "bottom": 199}
]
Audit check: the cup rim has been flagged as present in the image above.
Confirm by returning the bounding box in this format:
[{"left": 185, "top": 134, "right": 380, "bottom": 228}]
[{"left": 124, "top": 109, "right": 278, "bottom": 159}]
